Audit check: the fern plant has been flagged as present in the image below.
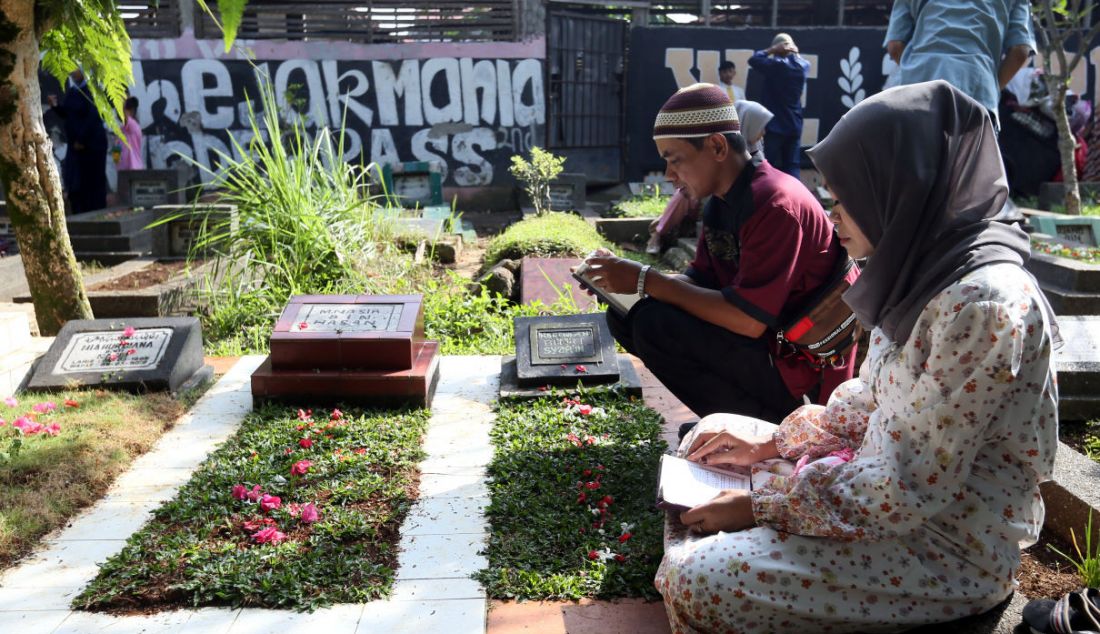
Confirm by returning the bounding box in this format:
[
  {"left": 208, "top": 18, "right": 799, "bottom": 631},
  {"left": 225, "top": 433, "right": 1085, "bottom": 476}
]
[
  {"left": 194, "top": 0, "right": 248, "bottom": 52},
  {"left": 38, "top": 0, "right": 133, "bottom": 135}
]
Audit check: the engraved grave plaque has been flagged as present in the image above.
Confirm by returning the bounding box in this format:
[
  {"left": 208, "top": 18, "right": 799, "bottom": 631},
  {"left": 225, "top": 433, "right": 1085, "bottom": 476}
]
[
  {"left": 531, "top": 324, "right": 602, "bottom": 366},
  {"left": 26, "top": 317, "right": 209, "bottom": 393},
  {"left": 291, "top": 303, "right": 403, "bottom": 333},
  {"left": 514, "top": 314, "right": 618, "bottom": 386},
  {"left": 53, "top": 328, "right": 173, "bottom": 374},
  {"left": 130, "top": 180, "right": 170, "bottom": 208},
  {"left": 1055, "top": 223, "right": 1097, "bottom": 247}
]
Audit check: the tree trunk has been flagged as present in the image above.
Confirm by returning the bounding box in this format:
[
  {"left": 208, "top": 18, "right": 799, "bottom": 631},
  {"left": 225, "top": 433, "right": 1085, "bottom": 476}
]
[
  {"left": 0, "top": 0, "right": 93, "bottom": 335},
  {"left": 1045, "top": 75, "right": 1083, "bottom": 215}
]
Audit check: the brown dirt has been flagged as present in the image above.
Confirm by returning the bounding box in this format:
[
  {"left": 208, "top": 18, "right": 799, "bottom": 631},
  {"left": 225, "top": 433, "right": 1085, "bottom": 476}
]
[
  {"left": 90, "top": 260, "right": 199, "bottom": 292},
  {"left": 1018, "top": 529, "right": 1084, "bottom": 600}
]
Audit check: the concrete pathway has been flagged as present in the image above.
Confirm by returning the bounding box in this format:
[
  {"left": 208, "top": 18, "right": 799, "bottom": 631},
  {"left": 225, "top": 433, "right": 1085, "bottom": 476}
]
[{"left": 0, "top": 355, "right": 499, "bottom": 634}]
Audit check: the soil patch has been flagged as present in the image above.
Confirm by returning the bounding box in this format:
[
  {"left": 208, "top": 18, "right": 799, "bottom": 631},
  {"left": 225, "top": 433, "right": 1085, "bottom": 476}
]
[
  {"left": 90, "top": 260, "right": 199, "bottom": 292},
  {"left": 1018, "top": 529, "right": 1084, "bottom": 600}
]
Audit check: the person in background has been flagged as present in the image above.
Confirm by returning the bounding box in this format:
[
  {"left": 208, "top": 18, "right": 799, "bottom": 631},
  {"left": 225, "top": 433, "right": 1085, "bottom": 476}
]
[
  {"left": 734, "top": 100, "right": 774, "bottom": 156},
  {"left": 646, "top": 187, "right": 701, "bottom": 255},
  {"left": 718, "top": 61, "right": 745, "bottom": 103},
  {"left": 884, "top": 0, "right": 1034, "bottom": 126},
  {"left": 747, "top": 33, "right": 810, "bottom": 179},
  {"left": 117, "top": 96, "right": 144, "bottom": 171},
  {"left": 48, "top": 68, "right": 108, "bottom": 214}
]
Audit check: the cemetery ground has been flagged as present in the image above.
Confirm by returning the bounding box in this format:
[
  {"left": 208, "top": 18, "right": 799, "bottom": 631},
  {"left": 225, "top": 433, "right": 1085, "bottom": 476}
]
[{"left": 4, "top": 160, "right": 1100, "bottom": 631}]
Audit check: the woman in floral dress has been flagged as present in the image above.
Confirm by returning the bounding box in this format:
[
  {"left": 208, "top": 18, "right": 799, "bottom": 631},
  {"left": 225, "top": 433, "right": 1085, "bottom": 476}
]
[{"left": 655, "top": 80, "right": 1060, "bottom": 634}]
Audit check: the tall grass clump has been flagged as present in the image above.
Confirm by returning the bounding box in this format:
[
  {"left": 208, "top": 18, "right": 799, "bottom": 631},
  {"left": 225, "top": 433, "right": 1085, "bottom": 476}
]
[{"left": 171, "top": 73, "right": 426, "bottom": 353}]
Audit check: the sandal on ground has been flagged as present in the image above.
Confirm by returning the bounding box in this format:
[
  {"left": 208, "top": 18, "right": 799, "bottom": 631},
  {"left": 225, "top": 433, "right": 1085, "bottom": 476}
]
[{"left": 1023, "top": 589, "right": 1100, "bottom": 633}]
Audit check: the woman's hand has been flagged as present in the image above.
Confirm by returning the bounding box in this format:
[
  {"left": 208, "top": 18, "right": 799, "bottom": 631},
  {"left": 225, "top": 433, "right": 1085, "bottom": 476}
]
[
  {"left": 680, "top": 489, "right": 755, "bottom": 534},
  {"left": 687, "top": 431, "right": 778, "bottom": 467}
]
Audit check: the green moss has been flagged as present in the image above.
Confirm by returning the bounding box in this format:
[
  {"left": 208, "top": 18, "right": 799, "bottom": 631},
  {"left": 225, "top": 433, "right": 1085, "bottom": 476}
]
[{"left": 485, "top": 213, "right": 610, "bottom": 267}]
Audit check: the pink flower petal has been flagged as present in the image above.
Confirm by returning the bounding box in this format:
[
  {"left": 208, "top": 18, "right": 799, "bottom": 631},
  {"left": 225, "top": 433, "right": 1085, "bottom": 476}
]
[{"left": 3, "top": 396, "right": 17, "bottom": 407}]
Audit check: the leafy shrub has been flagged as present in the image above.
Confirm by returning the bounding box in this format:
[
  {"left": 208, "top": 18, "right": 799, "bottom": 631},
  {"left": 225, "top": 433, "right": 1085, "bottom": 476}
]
[
  {"left": 510, "top": 147, "right": 566, "bottom": 216},
  {"left": 421, "top": 272, "right": 584, "bottom": 355},
  {"left": 485, "top": 213, "right": 610, "bottom": 268}
]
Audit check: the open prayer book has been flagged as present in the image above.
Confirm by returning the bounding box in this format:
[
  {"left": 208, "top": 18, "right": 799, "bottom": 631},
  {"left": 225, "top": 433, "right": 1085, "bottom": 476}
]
[
  {"left": 657, "top": 455, "right": 752, "bottom": 513},
  {"left": 657, "top": 415, "right": 787, "bottom": 513},
  {"left": 572, "top": 259, "right": 642, "bottom": 317}
]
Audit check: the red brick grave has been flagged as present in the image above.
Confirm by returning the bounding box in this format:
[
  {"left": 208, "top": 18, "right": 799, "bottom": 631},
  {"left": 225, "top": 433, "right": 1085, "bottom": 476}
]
[{"left": 250, "top": 294, "right": 440, "bottom": 407}]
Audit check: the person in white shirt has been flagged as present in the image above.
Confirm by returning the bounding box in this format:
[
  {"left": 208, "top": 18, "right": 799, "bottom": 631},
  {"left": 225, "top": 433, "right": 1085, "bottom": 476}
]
[{"left": 718, "top": 61, "right": 745, "bottom": 102}]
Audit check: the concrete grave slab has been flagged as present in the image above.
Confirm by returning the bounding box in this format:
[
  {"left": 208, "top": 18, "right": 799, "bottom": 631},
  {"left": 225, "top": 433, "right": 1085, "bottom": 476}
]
[
  {"left": 518, "top": 257, "right": 597, "bottom": 311},
  {"left": 24, "top": 317, "right": 210, "bottom": 393},
  {"left": 500, "top": 354, "right": 643, "bottom": 399}
]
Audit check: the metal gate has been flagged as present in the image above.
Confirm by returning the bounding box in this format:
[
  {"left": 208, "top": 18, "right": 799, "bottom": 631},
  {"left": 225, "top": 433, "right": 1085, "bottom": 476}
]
[{"left": 546, "top": 12, "right": 627, "bottom": 184}]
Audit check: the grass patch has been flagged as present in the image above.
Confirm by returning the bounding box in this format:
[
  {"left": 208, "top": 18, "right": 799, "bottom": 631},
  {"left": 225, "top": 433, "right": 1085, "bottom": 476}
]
[
  {"left": 484, "top": 213, "right": 610, "bottom": 268},
  {"left": 0, "top": 386, "right": 209, "bottom": 570},
  {"left": 608, "top": 194, "right": 668, "bottom": 219},
  {"left": 75, "top": 404, "right": 429, "bottom": 612},
  {"left": 476, "top": 391, "right": 667, "bottom": 601}
]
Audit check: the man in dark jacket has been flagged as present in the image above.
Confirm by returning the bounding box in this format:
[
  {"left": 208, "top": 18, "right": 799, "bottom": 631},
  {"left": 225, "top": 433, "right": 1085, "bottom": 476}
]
[
  {"left": 48, "top": 69, "right": 108, "bottom": 214},
  {"left": 747, "top": 33, "right": 810, "bottom": 178}
]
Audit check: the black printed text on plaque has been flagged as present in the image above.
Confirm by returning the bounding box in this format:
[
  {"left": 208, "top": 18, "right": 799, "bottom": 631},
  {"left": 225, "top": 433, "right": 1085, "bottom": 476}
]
[
  {"left": 291, "top": 303, "right": 403, "bottom": 333},
  {"left": 531, "top": 325, "right": 601, "bottom": 365}
]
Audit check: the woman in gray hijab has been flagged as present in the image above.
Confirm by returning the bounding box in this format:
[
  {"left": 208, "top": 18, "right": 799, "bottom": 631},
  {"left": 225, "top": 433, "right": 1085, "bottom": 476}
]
[
  {"left": 734, "top": 100, "right": 773, "bottom": 155},
  {"left": 657, "top": 80, "right": 1058, "bottom": 633}
]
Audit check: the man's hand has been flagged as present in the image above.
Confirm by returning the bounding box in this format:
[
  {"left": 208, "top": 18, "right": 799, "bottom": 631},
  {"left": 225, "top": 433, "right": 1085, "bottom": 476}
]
[
  {"left": 582, "top": 251, "right": 644, "bottom": 295},
  {"left": 886, "top": 40, "right": 905, "bottom": 64},
  {"left": 680, "top": 489, "right": 755, "bottom": 534},
  {"left": 687, "top": 431, "right": 779, "bottom": 467}
]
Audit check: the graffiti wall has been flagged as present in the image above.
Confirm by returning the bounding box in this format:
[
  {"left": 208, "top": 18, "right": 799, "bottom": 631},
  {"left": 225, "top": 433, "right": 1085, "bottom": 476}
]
[
  {"left": 43, "top": 41, "right": 546, "bottom": 192},
  {"left": 625, "top": 26, "right": 1100, "bottom": 181}
]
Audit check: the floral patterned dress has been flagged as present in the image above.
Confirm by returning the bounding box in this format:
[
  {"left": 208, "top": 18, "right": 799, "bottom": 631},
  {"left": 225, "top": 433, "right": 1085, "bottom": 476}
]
[{"left": 656, "top": 263, "right": 1058, "bottom": 634}]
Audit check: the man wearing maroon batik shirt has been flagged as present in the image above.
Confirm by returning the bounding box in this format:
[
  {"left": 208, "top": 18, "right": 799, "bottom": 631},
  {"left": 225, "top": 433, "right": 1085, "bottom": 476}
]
[{"left": 583, "top": 83, "right": 857, "bottom": 430}]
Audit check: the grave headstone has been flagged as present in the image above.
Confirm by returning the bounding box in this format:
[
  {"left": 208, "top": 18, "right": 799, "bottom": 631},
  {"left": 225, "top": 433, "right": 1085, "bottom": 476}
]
[
  {"left": 513, "top": 314, "right": 618, "bottom": 387},
  {"left": 251, "top": 294, "right": 440, "bottom": 407},
  {"left": 24, "top": 317, "right": 211, "bottom": 393},
  {"left": 519, "top": 257, "right": 597, "bottom": 312},
  {"left": 116, "top": 169, "right": 189, "bottom": 208},
  {"left": 382, "top": 161, "right": 444, "bottom": 208},
  {"left": 1029, "top": 216, "right": 1100, "bottom": 247},
  {"left": 150, "top": 204, "right": 238, "bottom": 258},
  {"left": 548, "top": 173, "right": 586, "bottom": 212},
  {"left": 66, "top": 207, "right": 156, "bottom": 263}
]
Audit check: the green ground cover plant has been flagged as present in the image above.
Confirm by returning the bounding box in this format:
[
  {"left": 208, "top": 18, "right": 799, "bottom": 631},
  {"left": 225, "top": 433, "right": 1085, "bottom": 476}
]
[
  {"left": 484, "top": 213, "right": 610, "bottom": 268},
  {"left": 609, "top": 193, "right": 669, "bottom": 218},
  {"left": 0, "top": 385, "right": 208, "bottom": 570},
  {"left": 476, "top": 391, "right": 666, "bottom": 601},
  {"left": 75, "top": 404, "right": 429, "bottom": 612}
]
